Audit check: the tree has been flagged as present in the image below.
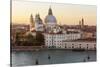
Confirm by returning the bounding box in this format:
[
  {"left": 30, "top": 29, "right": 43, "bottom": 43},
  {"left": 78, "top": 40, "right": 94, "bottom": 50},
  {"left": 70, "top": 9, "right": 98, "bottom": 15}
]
[
  {"left": 15, "top": 31, "right": 45, "bottom": 46},
  {"left": 36, "top": 32, "right": 44, "bottom": 46},
  {"left": 15, "top": 32, "right": 21, "bottom": 46},
  {"left": 25, "top": 33, "right": 36, "bottom": 46}
]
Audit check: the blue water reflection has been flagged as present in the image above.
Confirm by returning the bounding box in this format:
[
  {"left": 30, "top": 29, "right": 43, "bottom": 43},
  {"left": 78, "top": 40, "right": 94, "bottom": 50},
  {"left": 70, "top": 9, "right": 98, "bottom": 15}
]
[{"left": 12, "top": 50, "right": 96, "bottom": 66}]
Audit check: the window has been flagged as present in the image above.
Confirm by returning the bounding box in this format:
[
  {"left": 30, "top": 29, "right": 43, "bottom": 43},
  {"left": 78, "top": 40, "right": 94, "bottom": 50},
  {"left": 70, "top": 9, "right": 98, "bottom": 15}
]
[
  {"left": 72, "top": 46, "right": 74, "bottom": 48},
  {"left": 87, "top": 44, "right": 88, "bottom": 49},
  {"left": 94, "top": 44, "right": 96, "bottom": 49},
  {"left": 65, "top": 46, "right": 67, "bottom": 48},
  {"left": 87, "top": 46, "right": 88, "bottom": 49},
  {"left": 72, "top": 44, "right": 74, "bottom": 45},
  {"left": 79, "top": 44, "right": 81, "bottom": 48},
  {"left": 80, "top": 46, "right": 81, "bottom": 48}
]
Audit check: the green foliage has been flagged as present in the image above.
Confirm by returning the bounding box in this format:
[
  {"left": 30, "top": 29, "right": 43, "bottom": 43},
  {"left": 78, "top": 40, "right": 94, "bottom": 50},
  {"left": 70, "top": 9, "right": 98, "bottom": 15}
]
[
  {"left": 36, "top": 32, "right": 44, "bottom": 46},
  {"left": 15, "top": 31, "right": 44, "bottom": 46}
]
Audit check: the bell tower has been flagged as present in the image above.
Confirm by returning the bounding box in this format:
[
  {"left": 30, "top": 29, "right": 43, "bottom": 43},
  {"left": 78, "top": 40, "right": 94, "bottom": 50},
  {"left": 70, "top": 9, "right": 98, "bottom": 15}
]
[{"left": 30, "top": 14, "right": 35, "bottom": 31}]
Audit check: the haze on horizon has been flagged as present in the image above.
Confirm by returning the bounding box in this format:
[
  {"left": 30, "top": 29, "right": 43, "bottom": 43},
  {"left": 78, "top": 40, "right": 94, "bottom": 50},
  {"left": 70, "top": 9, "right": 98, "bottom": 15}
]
[{"left": 12, "top": 0, "right": 97, "bottom": 26}]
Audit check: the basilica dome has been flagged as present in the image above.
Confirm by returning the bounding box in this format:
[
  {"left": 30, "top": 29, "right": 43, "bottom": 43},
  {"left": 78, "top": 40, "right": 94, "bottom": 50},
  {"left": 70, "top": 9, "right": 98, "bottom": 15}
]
[
  {"left": 45, "top": 7, "right": 57, "bottom": 23},
  {"left": 45, "top": 15, "right": 57, "bottom": 23}
]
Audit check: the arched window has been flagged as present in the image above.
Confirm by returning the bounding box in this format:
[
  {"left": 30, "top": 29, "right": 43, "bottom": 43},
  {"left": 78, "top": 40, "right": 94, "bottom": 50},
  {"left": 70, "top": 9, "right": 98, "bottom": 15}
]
[
  {"left": 87, "top": 44, "right": 88, "bottom": 49},
  {"left": 94, "top": 44, "right": 96, "bottom": 49},
  {"left": 65, "top": 46, "right": 67, "bottom": 48},
  {"left": 72, "top": 46, "right": 74, "bottom": 48},
  {"left": 79, "top": 44, "right": 81, "bottom": 48}
]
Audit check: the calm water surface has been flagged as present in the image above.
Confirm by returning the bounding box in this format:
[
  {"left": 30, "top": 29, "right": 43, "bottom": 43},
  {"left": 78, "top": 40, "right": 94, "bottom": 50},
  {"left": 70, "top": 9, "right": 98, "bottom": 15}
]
[{"left": 12, "top": 50, "right": 96, "bottom": 67}]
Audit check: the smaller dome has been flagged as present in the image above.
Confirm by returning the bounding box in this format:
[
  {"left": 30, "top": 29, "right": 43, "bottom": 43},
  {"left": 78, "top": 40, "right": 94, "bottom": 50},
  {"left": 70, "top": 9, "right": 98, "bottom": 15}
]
[{"left": 45, "top": 15, "right": 57, "bottom": 23}]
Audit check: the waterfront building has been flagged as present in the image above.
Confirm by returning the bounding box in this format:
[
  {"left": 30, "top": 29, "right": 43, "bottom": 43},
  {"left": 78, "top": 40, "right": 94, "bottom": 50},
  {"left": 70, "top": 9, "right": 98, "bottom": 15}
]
[
  {"left": 63, "top": 39, "right": 96, "bottom": 50},
  {"left": 44, "top": 31, "right": 81, "bottom": 48},
  {"left": 82, "top": 32, "right": 94, "bottom": 39}
]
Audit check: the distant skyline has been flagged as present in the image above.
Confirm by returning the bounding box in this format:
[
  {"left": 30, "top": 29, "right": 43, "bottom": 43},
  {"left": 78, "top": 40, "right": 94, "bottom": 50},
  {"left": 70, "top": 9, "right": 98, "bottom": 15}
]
[{"left": 12, "top": 0, "right": 96, "bottom": 25}]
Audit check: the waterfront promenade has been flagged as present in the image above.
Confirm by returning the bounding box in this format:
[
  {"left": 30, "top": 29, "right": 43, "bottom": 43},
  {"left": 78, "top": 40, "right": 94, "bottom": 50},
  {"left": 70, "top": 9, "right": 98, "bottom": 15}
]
[{"left": 12, "top": 45, "right": 96, "bottom": 51}]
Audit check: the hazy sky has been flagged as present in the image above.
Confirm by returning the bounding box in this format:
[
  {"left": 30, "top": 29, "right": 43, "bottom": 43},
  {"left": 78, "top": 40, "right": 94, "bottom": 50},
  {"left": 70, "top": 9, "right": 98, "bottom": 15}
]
[{"left": 12, "top": 0, "right": 96, "bottom": 25}]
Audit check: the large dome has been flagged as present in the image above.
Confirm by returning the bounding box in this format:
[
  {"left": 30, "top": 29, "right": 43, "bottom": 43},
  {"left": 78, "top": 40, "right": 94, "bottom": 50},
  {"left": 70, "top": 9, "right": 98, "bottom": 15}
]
[
  {"left": 45, "top": 15, "right": 57, "bottom": 23},
  {"left": 45, "top": 7, "right": 57, "bottom": 23}
]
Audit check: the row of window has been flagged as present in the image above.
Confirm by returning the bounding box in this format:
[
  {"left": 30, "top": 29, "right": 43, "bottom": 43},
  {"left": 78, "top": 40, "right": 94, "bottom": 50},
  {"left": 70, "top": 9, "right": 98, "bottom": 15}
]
[
  {"left": 45, "top": 41, "right": 62, "bottom": 42},
  {"left": 46, "top": 43, "right": 96, "bottom": 48},
  {"left": 47, "top": 45, "right": 96, "bottom": 49},
  {"left": 45, "top": 35, "right": 80, "bottom": 38},
  {"left": 45, "top": 37, "right": 80, "bottom": 41},
  {"left": 45, "top": 36, "right": 80, "bottom": 38},
  {"left": 65, "top": 43, "right": 96, "bottom": 47},
  {"left": 46, "top": 43, "right": 63, "bottom": 46}
]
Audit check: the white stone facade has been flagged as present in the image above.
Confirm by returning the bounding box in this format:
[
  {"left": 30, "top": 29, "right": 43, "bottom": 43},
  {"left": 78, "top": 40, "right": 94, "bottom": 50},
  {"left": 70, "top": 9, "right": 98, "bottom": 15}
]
[
  {"left": 44, "top": 32, "right": 96, "bottom": 50},
  {"left": 63, "top": 41, "right": 96, "bottom": 50},
  {"left": 44, "top": 33, "right": 81, "bottom": 48}
]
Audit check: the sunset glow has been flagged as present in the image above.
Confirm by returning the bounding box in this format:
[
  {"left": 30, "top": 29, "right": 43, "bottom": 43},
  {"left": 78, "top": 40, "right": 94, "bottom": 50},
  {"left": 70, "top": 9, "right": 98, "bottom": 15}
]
[{"left": 12, "top": 0, "right": 96, "bottom": 25}]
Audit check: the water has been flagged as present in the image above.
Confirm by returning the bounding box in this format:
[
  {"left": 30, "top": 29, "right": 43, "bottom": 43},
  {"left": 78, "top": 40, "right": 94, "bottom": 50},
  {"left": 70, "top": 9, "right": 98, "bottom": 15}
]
[{"left": 12, "top": 50, "right": 96, "bottom": 67}]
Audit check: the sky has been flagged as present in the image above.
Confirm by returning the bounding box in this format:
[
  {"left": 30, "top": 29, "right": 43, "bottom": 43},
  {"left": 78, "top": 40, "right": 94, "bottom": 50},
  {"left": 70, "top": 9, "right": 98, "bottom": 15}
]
[{"left": 12, "top": 0, "right": 97, "bottom": 25}]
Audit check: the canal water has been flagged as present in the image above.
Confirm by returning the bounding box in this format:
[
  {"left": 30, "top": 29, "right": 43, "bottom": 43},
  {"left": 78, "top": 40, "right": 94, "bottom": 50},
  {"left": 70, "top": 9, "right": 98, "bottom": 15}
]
[{"left": 12, "top": 50, "right": 96, "bottom": 67}]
